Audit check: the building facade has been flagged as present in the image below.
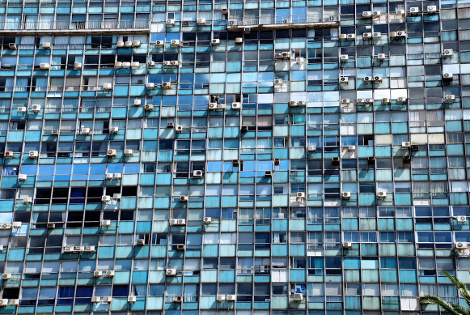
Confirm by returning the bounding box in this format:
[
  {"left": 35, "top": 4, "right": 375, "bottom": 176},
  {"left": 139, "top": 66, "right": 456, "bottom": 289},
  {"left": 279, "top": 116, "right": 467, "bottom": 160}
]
[{"left": 0, "top": 0, "right": 467, "bottom": 314}]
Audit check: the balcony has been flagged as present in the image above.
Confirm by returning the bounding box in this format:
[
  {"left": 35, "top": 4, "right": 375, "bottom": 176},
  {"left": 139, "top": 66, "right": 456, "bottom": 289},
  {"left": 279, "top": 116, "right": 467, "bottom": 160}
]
[
  {"left": 0, "top": 20, "right": 150, "bottom": 34},
  {"left": 227, "top": 15, "right": 339, "bottom": 31}
]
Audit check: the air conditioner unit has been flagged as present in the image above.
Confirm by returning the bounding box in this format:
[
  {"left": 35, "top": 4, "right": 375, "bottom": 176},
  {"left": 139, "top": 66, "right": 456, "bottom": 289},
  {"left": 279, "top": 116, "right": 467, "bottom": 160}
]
[
  {"left": 457, "top": 216, "right": 467, "bottom": 223},
  {"left": 340, "top": 54, "right": 349, "bottom": 62},
  {"left": 297, "top": 192, "right": 306, "bottom": 199},
  {"left": 231, "top": 102, "right": 242, "bottom": 110},
  {"left": 212, "top": 39, "right": 220, "bottom": 45},
  {"left": 114, "top": 173, "right": 122, "bottom": 179},
  {"left": 146, "top": 83, "right": 155, "bottom": 89},
  {"left": 362, "top": 11, "right": 373, "bottom": 18},
  {"left": 373, "top": 32, "right": 381, "bottom": 38},
  {"left": 42, "top": 42, "right": 51, "bottom": 49},
  {"left": 116, "top": 41, "right": 124, "bottom": 48},
  {"left": 397, "top": 31, "right": 407, "bottom": 37},
  {"left": 174, "top": 295, "right": 183, "bottom": 303},
  {"left": 18, "top": 174, "right": 27, "bottom": 181},
  {"left": 341, "top": 98, "right": 350, "bottom": 104},
  {"left": 197, "top": 18, "right": 206, "bottom": 25},
  {"left": 131, "top": 62, "right": 140, "bottom": 68},
  {"left": 241, "top": 125, "right": 249, "bottom": 132},
  {"left": 144, "top": 104, "right": 154, "bottom": 111},
  {"left": 180, "top": 195, "right": 189, "bottom": 202},
  {"left": 274, "top": 79, "right": 283, "bottom": 85},
  {"left": 455, "top": 242, "right": 468, "bottom": 249},
  {"left": 103, "top": 83, "right": 113, "bottom": 91},
  {"left": 339, "top": 34, "right": 347, "bottom": 40},
  {"left": 137, "top": 239, "right": 146, "bottom": 245},
  {"left": 307, "top": 145, "right": 317, "bottom": 152},
  {"left": 131, "top": 99, "right": 141, "bottom": 107},
  {"left": 342, "top": 192, "right": 351, "bottom": 199},
  {"left": 409, "top": 7, "right": 419, "bottom": 15},
  {"left": 373, "top": 11, "right": 381, "bottom": 17},
  {"left": 171, "top": 61, "right": 179, "bottom": 66},
  {"left": 124, "top": 149, "right": 134, "bottom": 156},
  {"left": 147, "top": 61, "right": 156, "bottom": 69},
  {"left": 105, "top": 270, "right": 115, "bottom": 277},
  {"left": 444, "top": 95, "right": 456, "bottom": 103},
  {"left": 91, "top": 296, "right": 101, "bottom": 303},
  {"left": 155, "top": 40, "right": 165, "bottom": 47},
  {"left": 122, "top": 62, "right": 131, "bottom": 68},
  {"left": 377, "top": 53, "right": 386, "bottom": 60},
  {"left": 282, "top": 52, "right": 291, "bottom": 59},
  {"left": 274, "top": 53, "right": 283, "bottom": 60},
  {"left": 217, "top": 295, "right": 226, "bottom": 301},
  {"left": 94, "top": 271, "right": 103, "bottom": 277},
  {"left": 103, "top": 296, "right": 112, "bottom": 303},
  {"left": 401, "top": 142, "right": 411, "bottom": 148},
  {"left": 166, "top": 19, "right": 175, "bottom": 25},
  {"left": 363, "top": 32, "right": 372, "bottom": 39},
  {"left": 347, "top": 145, "right": 356, "bottom": 151},
  {"left": 105, "top": 173, "right": 114, "bottom": 180},
  {"left": 377, "top": 191, "right": 387, "bottom": 199},
  {"left": 107, "top": 149, "right": 117, "bottom": 157},
  {"left": 2, "top": 273, "right": 11, "bottom": 280},
  {"left": 109, "top": 126, "right": 119, "bottom": 134},
  {"left": 347, "top": 34, "right": 356, "bottom": 40},
  {"left": 4, "top": 151, "right": 13, "bottom": 158},
  {"left": 9, "top": 299, "right": 19, "bottom": 306},
  {"left": 0, "top": 299, "right": 8, "bottom": 306},
  {"left": 397, "top": 97, "right": 408, "bottom": 103},
  {"left": 390, "top": 32, "right": 398, "bottom": 37},
  {"left": 427, "top": 5, "right": 437, "bottom": 14},
  {"left": 226, "top": 295, "right": 237, "bottom": 301},
  {"left": 40, "top": 63, "right": 50, "bottom": 70},
  {"left": 203, "top": 217, "right": 212, "bottom": 224},
  {"left": 29, "top": 151, "right": 39, "bottom": 158},
  {"left": 166, "top": 269, "right": 177, "bottom": 276},
  {"left": 31, "top": 104, "right": 41, "bottom": 113},
  {"left": 8, "top": 43, "right": 17, "bottom": 50},
  {"left": 228, "top": 19, "right": 238, "bottom": 26},
  {"left": 343, "top": 241, "right": 353, "bottom": 249},
  {"left": 113, "top": 193, "right": 121, "bottom": 200},
  {"left": 128, "top": 296, "right": 137, "bottom": 303},
  {"left": 162, "top": 82, "right": 172, "bottom": 89},
  {"left": 115, "top": 61, "right": 123, "bottom": 68},
  {"left": 340, "top": 76, "right": 349, "bottom": 83},
  {"left": 177, "top": 244, "right": 186, "bottom": 251},
  {"left": 290, "top": 101, "right": 299, "bottom": 107},
  {"left": 102, "top": 195, "right": 111, "bottom": 202},
  {"left": 295, "top": 57, "right": 304, "bottom": 64},
  {"left": 170, "top": 39, "right": 180, "bottom": 47},
  {"left": 294, "top": 293, "right": 304, "bottom": 301},
  {"left": 163, "top": 61, "right": 171, "bottom": 67},
  {"left": 382, "top": 98, "right": 390, "bottom": 104},
  {"left": 174, "top": 125, "right": 183, "bottom": 133},
  {"left": 177, "top": 219, "right": 186, "bottom": 225},
  {"left": 133, "top": 40, "right": 141, "bottom": 47},
  {"left": 125, "top": 41, "right": 133, "bottom": 47},
  {"left": 235, "top": 37, "right": 243, "bottom": 44},
  {"left": 365, "top": 98, "right": 374, "bottom": 103},
  {"left": 101, "top": 220, "right": 111, "bottom": 227},
  {"left": 443, "top": 73, "right": 454, "bottom": 80},
  {"left": 0, "top": 224, "right": 11, "bottom": 230},
  {"left": 12, "top": 222, "right": 21, "bottom": 229},
  {"left": 18, "top": 107, "right": 27, "bottom": 113},
  {"left": 265, "top": 171, "right": 273, "bottom": 177},
  {"left": 23, "top": 197, "right": 33, "bottom": 204},
  {"left": 209, "top": 103, "right": 218, "bottom": 110},
  {"left": 443, "top": 49, "right": 454, "bottom": 58},
  {"left": 193, "top": 170, "right": 203, "bottom": 178},
  {"left": 364, "top": 76, "right": 372, "bottom": 82},
  {"left": 374, "top": 76, "right": 383, "bottom": 82}
]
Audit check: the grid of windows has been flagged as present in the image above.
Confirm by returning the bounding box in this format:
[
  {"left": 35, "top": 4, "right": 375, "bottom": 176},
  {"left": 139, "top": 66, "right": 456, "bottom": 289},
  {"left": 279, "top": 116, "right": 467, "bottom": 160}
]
[{"left": 0, "top": 0, "right": 467, "bottom": 314}]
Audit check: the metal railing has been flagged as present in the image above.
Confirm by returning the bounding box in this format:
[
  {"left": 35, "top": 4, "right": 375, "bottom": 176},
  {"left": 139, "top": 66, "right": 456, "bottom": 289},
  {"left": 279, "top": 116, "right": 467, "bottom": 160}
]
[
  {"left": 229, "top": 14, "right": 337, "bottom": 26},
  {"left": 0, "top": 20, "right": 149, "bottom": 31}
]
